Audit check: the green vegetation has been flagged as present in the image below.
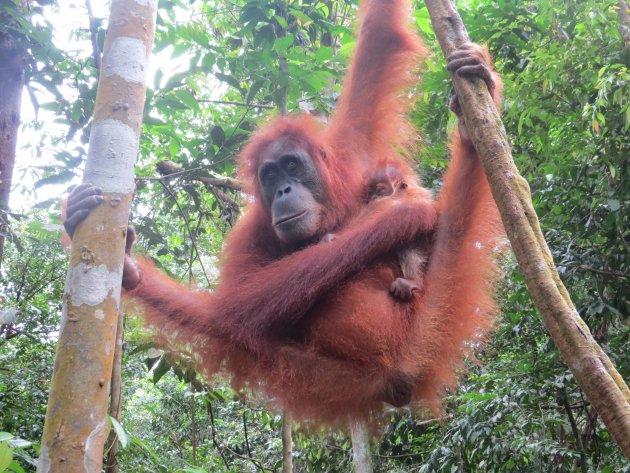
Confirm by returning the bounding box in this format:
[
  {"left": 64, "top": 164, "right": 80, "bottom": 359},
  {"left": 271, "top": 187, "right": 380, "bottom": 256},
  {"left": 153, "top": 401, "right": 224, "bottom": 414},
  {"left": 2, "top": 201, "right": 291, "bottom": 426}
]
[{"left": 0, "top": 0, "right": 628, "bottom": 471}]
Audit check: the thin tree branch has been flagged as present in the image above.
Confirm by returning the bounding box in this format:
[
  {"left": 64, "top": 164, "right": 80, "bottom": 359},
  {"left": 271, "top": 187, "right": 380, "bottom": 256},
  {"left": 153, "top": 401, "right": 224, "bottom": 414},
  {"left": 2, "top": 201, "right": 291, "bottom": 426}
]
[
  {"left": 157, "top": 180, "right": 212, "bottom": 287},
  {"left": 243, "top": 412, "right": 252, "bottom": 458},
  {"left": 105, "top": 310, "right": 125, "bottom": 473},
  {"left": 561, "top": 388, "right": 587, "bottom": 473},
  {"left": 208, "top": 402, "right": 231, "bottom": 469},
  {"left": 618, "top": 1, "right": 630, "bottom": 48},
  {"left": 150, "top": 159, "right": 243, "bottom": 192},
  {"left": 85, "top": 0, "right": 101, "bottom": 70},
  {"left": 190, "top": 380, "right": 196, "bottom": 463},
  {"left": 565, "top": 264, "right": 627, "bottom": 279},
  {"left": 198, "top": 99, "right": 274, "bottom": 109},
  {"left": 153, "top": 159, "right": 242, "bottom": 211}
]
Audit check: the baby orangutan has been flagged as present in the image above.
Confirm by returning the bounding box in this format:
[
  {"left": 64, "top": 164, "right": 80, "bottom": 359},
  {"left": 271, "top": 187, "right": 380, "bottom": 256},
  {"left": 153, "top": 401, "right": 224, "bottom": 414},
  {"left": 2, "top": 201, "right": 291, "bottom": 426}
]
[
  {"left": 322, "top": 163, "right": 432, "bottom": 301},
  {"left": 366, "top": 164, "right": 431, "bottom": 300}
]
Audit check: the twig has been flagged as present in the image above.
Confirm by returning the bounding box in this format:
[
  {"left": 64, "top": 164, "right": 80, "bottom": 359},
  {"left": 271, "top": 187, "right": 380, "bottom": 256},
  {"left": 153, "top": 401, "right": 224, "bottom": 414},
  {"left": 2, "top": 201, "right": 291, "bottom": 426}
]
[
  {"left": 153, "top": 160, "right": 242, "bottom": 211},
  {"left": 198, "top": 99, "right": 274, "bottom": 109},
  {"left": 415, "top": 415, "right": 452, "bottom": 427},
  {"left": 105, "top": 310, "right": 125, "bottom": 473},
  {"left": 207, "top": 403, "right": 273, "bottom": 473},
  {"left": 561, "top": 388, "right": 587, "bottom": 473},
  {"left": 0, "top": 326, "right": 39, "bottom": 342},
  {"left": 565, "top": 264, "right": 627, "bottom": 279},
  {"left": 150, "top": 159, "right": 243, "bottom": 191},
  {"left": 208, "top": 402, "right": 230, "bottom": 469},
  {"left": 221, "top": 445, "right": 275, "bottom": 473},
  {"left": 187, "top": 214, "right": 205, "bottom": 278},
  {"left": 190, "top": 381, "right": 196, "bottom": 463},
  {"left": 157, "top": 181, "right": 211, "bottom": 286},
  {"left": 243, "top": 412, "right": 252, "bottom": 458}
]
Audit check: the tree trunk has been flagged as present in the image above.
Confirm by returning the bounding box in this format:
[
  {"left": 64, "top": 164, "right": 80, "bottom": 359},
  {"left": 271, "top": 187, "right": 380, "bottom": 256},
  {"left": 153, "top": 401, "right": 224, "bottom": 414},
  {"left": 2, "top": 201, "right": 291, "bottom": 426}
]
[
  {"left": 0, "top": 1, "right": 27, "bottom": 266},
  {"left": 425, "top": 0, "right": 630, "bottom": 459},
  {"left": 191, "top": 380, "right": 197, "bottom": 464},
  {"left": 37, "top": 1, "right": 156, "bottom": 471},
  {"left": 350, "top": 421, "right": 372, "bottom": 473},
  {"left": 282, "top": 414, "right": 293, "bottom": 473},
  {"left": 105, "top": 311, "right": 125, "bottom": 473},
  {"left": 619, "top": 1, "right": 630, "bottom": 48},
  {"left": 274, "top": 0, "right": 289, "bottom": 115}
]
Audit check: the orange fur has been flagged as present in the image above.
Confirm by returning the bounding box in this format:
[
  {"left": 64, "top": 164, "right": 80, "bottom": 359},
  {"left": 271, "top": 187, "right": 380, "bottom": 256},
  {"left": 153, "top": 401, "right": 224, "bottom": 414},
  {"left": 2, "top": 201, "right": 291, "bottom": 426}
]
[{"left": 125, "top": 0, "right": 503, "bottom": 428}]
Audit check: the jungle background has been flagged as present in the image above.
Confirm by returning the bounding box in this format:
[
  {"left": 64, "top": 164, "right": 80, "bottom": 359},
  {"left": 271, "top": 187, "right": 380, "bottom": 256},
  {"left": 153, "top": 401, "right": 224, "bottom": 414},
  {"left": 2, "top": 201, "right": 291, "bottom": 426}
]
[{"left": 0, "top": 0, "right": 628, "bottom": 471}]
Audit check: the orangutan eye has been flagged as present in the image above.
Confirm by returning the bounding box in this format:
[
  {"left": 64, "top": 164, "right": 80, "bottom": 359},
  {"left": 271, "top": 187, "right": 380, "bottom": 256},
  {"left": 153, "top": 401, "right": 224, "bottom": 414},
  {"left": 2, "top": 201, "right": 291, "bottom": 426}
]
[
  {"left": 260, "top": 166, "right": 276, "bottom": 182},
  {"left": 282, "top": 156, "right": 300, "bottom": 171},
  {"left": 400, "top": 182, "right": 408, "bottom": 190}
]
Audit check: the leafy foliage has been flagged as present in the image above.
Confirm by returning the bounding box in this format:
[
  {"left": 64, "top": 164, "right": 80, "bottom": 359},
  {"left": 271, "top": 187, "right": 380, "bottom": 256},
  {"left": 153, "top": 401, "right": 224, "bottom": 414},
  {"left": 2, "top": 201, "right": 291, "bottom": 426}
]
[{"left": 0, "top": 0, "right": 628, "bottom": 471}]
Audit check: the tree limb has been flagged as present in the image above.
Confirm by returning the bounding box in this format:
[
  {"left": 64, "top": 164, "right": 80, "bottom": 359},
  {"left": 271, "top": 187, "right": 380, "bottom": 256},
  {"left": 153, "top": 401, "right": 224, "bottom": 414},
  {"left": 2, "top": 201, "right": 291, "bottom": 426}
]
[
  {"left": 154, "top": 159, "right": 243, "bottom": 192},
  {"left": 85, "top": 0, "right": 101, "bottom": 70},
  {"left": 425, "top": 0, "right": 630, "bottom": 459}
]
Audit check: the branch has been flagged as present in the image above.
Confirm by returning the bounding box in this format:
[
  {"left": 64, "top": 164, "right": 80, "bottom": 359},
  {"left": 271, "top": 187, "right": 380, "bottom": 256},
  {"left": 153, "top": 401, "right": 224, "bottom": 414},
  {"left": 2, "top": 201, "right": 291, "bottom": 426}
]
[
  {"left": 105, "top": 310, "right": 125, "bottom": 473},
  {"left": 425, "top": 0, "right": 630, "bottom": 458},
  {"left": 565, "top": 263, "right": 627, "bottom": 279},
  {"left": 198, "top": 99, "right": 274, "bottom": 109},
  {"left": 618, "top": 1, "right": 630, "bottom": 48},
  {"left": 282, "top": 414, "right": 293, "bottom": 473},
  {"left": 85, "top": 0, "right": 101, "bottom": 70},
  {"left": 208, "top": 402, "right": 231, "bottom": 469},
  {"left": 153, "top": 159, "right": 243, "bottom": 192},
  {"left": 0, "top": 325, "right": 39, "bottom": 342},
  {"left": 561, "top": 388, "right": 588, "bottom": 473},
  {"left": 153, "top": 160, "right": 242, "bottom": 212},
  {"left": 157, "top": 180, "right": 212, "bottom": 287},
  {"left": 415, "top": 415, "right": 452, "bottom": 428}
]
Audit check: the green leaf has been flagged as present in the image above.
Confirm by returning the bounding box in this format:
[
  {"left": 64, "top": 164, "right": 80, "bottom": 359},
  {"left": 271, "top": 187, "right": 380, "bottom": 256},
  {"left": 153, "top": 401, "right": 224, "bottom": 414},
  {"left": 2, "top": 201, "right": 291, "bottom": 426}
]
[
  {"left": 300, "top": 70, "right": 332, "bottom": 93},
  {"left": 109, "top": 417, "right": 129, "bottom": 449},
  {"left": 201, "top": 52, "right": 216, "bottom": 70},
  {"left": 174, "top": 89, "right": 200, "bottom": 112},
  {"left": 34, "top": 170, "right": 76, "bottom": 189},
  {"left": 274, "top": 34, "right": 294, "bottom": 53},
  {"left": 290, "top": 9, "right": 312, "bottom": 26},
  {"left": 154, "top": 69, "right": 163, "bottom": 89},
  {"left": 246, "top": 79, "right": 266, "bottom": 103},
  {"left": 214, "top": 72, "right": 241, "bottom": 91},
  {"left": 609, "top": 165, "right": 617, "bottom": 179},
  {"left": 315, "top": 46, "right": 333, "bottom": 63},
  {"left": 0, "top": 442, "right": 13, "bottom": 472},
  {"left": 129, "top": 436, "right": 160, "bottom": 464},
  {"left": 8, "top": 460, "right": 26, "bottom": 473},
  {"left": 210, "top": 125, "right": 226, "bottom": 146},
  {"left": 240, "top": 5, "right": 266, "bottom": 27},
  {"left": 273, "top": 15, "right": 288, "bottom": 29},
  {"left": 162, "top": 71, "right": 190, "bottom": 92}
]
